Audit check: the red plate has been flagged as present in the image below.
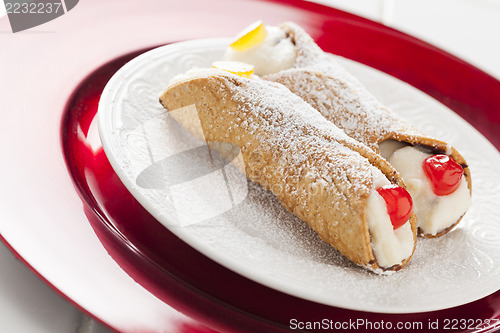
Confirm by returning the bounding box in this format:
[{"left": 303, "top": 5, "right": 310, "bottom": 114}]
[{"left": 2, "top": 0, "right": 500, "bottom": 332}]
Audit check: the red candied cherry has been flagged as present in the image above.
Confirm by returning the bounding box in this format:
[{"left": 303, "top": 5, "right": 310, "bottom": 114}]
[
  {"left": 422, "top": 154, "right": 463, "bottom": 196},
  {"left": 376, "top": 185, "right": 413, "bottom": 230}
]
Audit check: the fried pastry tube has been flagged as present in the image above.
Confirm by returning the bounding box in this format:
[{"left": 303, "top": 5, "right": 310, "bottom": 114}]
[
  {"left": 160, "top": 71, "right": 417, "bottom": 273},
  {"left": 225, "top": 22, "right": 471, "bottom": 238}
]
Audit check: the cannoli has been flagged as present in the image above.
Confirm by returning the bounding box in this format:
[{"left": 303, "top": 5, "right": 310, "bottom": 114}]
[
  {"left": 224, "top": 21, "right": 472, "bottom": 238},
  {"left": 160, "top": 68, "right": 417, "bottom": 273}
]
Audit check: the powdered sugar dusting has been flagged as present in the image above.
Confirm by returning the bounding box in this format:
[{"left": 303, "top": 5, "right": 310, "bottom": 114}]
[
  {"left": 266, "top": 22, "right": 471, "bottom": 239},
  {"left": 270, "top": 22, "right": 429, "bottom": 151},
  {"left": 204, "top": 73, "right": 377, "bottom": 196},
  {"left": 165, "top": 72, "right": 409, "bottom": 270}
]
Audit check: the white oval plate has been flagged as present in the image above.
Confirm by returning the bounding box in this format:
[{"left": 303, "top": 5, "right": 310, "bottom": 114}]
[{"left": 98, "top": 38, "right": 500, "bottom": 314}]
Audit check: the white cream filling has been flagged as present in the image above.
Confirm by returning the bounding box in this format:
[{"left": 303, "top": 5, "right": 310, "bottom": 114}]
[
  {"left": 381, "top": 144, "right": 471, "bottom": 235},
  {"left": 223, "top": 26, "right": 297, "bottom": 76},
  {"left": 366, "top": 166, "right": 414, "bottom": 268}
]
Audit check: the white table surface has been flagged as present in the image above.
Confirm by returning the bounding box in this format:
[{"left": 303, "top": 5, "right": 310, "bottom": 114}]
[{"left": 0, "top": 0, "right": 498, "bottom": 332}]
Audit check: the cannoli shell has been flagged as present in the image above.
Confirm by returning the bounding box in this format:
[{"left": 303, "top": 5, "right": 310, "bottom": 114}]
[
  {"left": 265, "top": 22, "right": 471, "bottom": 238},
  {"left": 160, "top": 73, "right": 417, "bottom": 272}
]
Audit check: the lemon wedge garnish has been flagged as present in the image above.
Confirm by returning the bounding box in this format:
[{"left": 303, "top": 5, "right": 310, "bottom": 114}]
[
  {"left": 229, "top": 20, "right": 267, "bottom": 52},
  {"left": 212, "top": 61, "right": 254, "bottom": 77}
]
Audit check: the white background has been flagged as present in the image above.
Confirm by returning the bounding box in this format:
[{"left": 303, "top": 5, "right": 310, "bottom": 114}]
[{"left": 0, "top": 0, "right": 498, "bottom": 332}]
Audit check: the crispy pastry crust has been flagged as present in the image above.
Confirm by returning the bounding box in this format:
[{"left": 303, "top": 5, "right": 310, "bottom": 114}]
[
  {"left": 160, "top": 73, "right": 417, "bottom": 272},
  {"left": 265, "top": 22, "right": 471, "bottom": 238}
]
